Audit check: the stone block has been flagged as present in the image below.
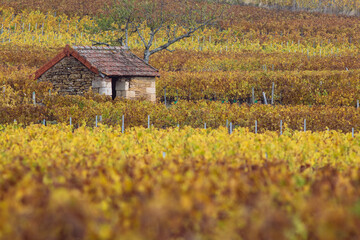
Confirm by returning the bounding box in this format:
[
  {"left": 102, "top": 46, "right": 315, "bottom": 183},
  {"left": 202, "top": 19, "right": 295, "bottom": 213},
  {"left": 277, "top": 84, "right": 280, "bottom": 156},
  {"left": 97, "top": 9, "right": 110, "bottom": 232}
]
[
  {"left": 92, "top": 80, "right": 111, "bottom": 88},
  {"left": 146, "top": 87, "right": 156, "bottom": 94},
  {"left": 144, "top": 82, "right": 152, "bottom": 88},
  {"left": 116, "top": 80, "right": 129, "bottom": 91},
  {"left": 116, "top": 90, "right": 124, "bottom": 97},
  {"left": 99, "top": 87, "right": 112, "bottom": 96},
  {"left": 125, "top": 91, "right": 135, "bottom": 99},
  {"left": 69, "top": 74, "right": 81, "bottom": 80},
  {"left": 51, "top": 75, "right": 61, "bottom": 80},
  {"left": 82, "top": 73, "right": 94, "bottom": 79}
]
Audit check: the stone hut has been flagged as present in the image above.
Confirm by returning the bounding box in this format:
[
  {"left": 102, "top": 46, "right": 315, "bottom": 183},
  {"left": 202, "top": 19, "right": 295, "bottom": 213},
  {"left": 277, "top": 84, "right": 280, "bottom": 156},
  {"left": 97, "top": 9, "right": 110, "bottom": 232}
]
[{"left": 34, "top": 45, "right": 159, "bottom": 102}]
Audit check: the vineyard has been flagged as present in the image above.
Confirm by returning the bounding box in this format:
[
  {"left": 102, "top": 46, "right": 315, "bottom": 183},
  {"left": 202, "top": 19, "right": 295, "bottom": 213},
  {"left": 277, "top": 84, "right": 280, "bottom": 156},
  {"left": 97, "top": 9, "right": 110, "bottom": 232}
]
[
  {"left": 1, "top": 0, "right": 360, "bottom": 239},
  {"left": 1, "top": 125, "right": 360, "bottom": 239}
]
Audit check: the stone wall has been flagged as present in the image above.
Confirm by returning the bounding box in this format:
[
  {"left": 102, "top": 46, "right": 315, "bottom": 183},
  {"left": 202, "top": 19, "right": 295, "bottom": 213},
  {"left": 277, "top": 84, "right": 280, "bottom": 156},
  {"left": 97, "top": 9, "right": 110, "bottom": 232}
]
[
  {"left": 38, "top": 56, "right": 98, "bottom": 95},
  {"left": 115, "top": 77, "right": 156, "bottom": 102},
  {"left": 115, "top": 77, "right": 131, "bottom": 99},
  {"left": 92, "top": 76, "right": 112, "bottom": 96},
  {"left": 38, "top": 56, "right": 155, "bottom": 101}
]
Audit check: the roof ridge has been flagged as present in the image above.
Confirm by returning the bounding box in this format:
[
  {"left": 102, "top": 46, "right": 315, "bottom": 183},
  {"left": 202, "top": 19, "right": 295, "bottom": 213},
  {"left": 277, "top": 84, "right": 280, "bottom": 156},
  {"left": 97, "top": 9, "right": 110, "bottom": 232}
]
[
  {"left": 73, "top": 45, "right": 124, "bottom": 51},
  {"left": 35, "top": 45, "right": 160, "bottom": 79},
  {"left": 74, "top": 45, "right": 158, "bottom": 72}
]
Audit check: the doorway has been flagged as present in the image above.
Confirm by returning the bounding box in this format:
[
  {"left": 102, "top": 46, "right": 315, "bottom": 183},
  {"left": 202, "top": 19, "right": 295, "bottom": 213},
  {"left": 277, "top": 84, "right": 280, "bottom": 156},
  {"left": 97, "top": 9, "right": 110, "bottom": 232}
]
[{"left": 111, "top": 77, "right": 117, "bottom": 100}]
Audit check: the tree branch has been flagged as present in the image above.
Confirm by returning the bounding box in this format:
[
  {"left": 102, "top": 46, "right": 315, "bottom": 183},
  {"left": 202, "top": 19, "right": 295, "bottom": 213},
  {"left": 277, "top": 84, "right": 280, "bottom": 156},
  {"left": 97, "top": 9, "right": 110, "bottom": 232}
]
[
  {"left": 146, "top": 29, "right": 156, "bottom": 49},
  {"left": 136, "top": 25, "right": 147, "bottom": 47},
  {"left": 149, "top": 18, "right": 215, "bottom": 56},
  {"left": 91, "top": 40, "right": 110, "bottom": 46}
]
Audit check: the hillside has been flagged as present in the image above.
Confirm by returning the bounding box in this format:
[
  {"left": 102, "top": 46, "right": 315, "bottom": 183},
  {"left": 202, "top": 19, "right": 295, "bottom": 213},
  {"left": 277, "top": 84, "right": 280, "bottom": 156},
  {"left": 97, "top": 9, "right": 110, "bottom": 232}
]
[
  {"left": 1, "top": 3, "right": 360, "bottom": 129},
  {"left": 1, "top": 2, "right": 360, "bottom": 240}
]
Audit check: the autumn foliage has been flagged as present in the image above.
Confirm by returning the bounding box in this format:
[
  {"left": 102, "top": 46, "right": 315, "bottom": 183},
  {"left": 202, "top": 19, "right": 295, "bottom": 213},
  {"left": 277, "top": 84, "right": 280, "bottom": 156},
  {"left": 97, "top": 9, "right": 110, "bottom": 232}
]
[
  {"left": 1, "top": 125, "right": 360, "bottom": 239},
  {"left": 1, "top": 2, "right": 360, "bottom": 239}
]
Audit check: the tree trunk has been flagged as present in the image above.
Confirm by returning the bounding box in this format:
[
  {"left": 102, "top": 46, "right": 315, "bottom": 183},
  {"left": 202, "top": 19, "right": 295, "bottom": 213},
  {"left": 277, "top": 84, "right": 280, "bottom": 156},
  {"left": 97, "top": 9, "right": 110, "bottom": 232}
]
[
  {"left": 125, "top": 28, "right": 128, "bottom": 47},
  {"left": 144, "top": 49, "right": 150, "bottom": 64}
]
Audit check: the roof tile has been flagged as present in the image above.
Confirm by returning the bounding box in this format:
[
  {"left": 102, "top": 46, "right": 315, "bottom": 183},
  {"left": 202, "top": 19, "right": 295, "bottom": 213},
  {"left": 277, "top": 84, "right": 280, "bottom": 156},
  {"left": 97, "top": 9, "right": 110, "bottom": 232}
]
[
  {"left": 72, "top": 45, "right": 159, "bottom": 77},
  {"left": 35, "top": 45, "right": 160, "bottom": 79}
]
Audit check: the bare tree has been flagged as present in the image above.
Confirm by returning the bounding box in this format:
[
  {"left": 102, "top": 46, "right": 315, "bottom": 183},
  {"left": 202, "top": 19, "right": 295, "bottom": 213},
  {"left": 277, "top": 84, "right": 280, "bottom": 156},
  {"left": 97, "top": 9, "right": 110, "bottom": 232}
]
[
  {"left": 93, "top": 0, "right": 225, "bottom": 63},
  {"left": 90, "top": 0, "right": 139, "bottom": 47}
]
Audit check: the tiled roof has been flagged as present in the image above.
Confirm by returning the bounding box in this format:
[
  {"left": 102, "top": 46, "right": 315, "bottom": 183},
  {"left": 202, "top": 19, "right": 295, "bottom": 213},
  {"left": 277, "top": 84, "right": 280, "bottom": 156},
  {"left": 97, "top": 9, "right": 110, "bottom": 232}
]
[
  {"left": 34, "top": 45, "right": 159, "bottom": 79},
  {"left": 73, "top": 46, "right": 159, "bottom": 77}
]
